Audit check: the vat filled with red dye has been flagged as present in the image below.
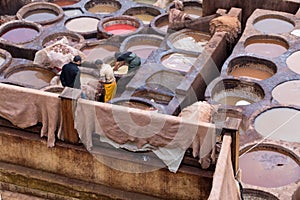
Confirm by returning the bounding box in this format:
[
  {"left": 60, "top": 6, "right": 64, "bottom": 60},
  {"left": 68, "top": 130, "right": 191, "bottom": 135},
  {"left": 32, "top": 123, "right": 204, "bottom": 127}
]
[
  {"left": 50, "top": 0, "right": 80, "bottom": 7},
  {"left": 98, "top": 16, "right": 143, "bottom": 39}
]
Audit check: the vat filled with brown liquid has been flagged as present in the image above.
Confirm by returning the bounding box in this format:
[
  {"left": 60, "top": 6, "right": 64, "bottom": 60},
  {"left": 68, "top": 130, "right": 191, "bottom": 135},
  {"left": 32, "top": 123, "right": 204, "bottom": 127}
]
[
  {"left": 226, "top": 56, "right": 276, "bottom": 80},
  {"left": 0, "top": 21, "right": 41, "bottom": 44},
  {"left": 4, "top": 65, "right": 56, "bottom": 89},
  {"left": 208, "top": 78, "right": 265, "bottom": 106},
  {"left": 85, "top": 0, "right": 121, "bottom": 14},
  {"left": 150, "top": 13, "right": 169, "bottom": 35},
  {"left": 239, "top": 145, "right": 300, "bottom": 188},
  {"left": 244, "top": 36, "right": 288, "bottom": 58},
  {"left": 123, "top": 6, "right": 163, "bottom": 25}
]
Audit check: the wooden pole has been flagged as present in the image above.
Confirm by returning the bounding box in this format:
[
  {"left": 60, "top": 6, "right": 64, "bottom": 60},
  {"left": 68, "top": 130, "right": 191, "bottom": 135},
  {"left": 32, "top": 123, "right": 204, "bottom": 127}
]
[
  {"left": 59, "top": 87, "right": 82, "bottom": 144},
  {"left": 222, "top": 117, "right": 241, "bottom": 176}
]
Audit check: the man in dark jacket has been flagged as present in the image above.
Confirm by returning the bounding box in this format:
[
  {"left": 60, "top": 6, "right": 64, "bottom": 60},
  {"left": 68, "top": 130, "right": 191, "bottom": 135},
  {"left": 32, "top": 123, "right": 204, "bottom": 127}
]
[{"left": 60, "top": 55, "right": 82, "bottom": 89}]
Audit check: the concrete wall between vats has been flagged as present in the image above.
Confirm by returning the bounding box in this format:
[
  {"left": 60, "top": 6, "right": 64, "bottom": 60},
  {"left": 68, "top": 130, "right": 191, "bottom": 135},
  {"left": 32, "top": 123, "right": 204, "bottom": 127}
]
[
  {"left": 202, "top": 0, "right": 300, "bottom": 26},
  {"left": 0, "top": 127, "right": 213, "bottom": 200}
]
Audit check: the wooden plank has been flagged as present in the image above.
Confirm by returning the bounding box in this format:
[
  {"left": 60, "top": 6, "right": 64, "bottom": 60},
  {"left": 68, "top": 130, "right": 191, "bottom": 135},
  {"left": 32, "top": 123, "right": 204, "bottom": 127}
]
[
  {"left": 222, "top": 117, "right": 241, "bottom": 176},
  {"left": 59, "top": 87, "right": 81, "bottom": 144}
]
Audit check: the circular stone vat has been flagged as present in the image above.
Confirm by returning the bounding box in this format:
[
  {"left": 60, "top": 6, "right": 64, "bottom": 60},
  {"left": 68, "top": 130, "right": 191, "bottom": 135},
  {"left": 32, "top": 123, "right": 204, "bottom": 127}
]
[
  {"left": 239, "top": 144, "right": 300, "bottom": 188},
  {"left": 160, "top": 52, "right": 198, "bottom": 73},
  {"left": 16, "top": 2, "right": 64, "bottom": 25},
  {"left": 227, "top": 56, "right": 277, "bottom": 80},
  {"left": 0, "top": 49, "right": 12, "bottom": 74},
  {"left": 272, "top": 80, "right": 300, "bottom": 106},
  {"left": 167, "top": 0, "right": 202, "bottom": 18},
  {"left": 123, "top": 6, "right": 164, "bottom": 25},
  {"left": 209, "top": 78, "right": 265, "bottom": 106},
  {"left": 244, "top": 36, "right": 288, "bottom": 58},
  {"left": 65, "top": 16, "right": 100, "bottom": 38},
  {"left": 150, "top": 13, "right": 169, "bottom": 35},
  {"left": 4, "top": 65, "right": 56, "bottom": 89},
  {"left": 50, "top": 0, "right": 79, "bottom": 7},
  {"left": 0, "top": 20, "right": 41, "bottom": 44},
  {"left": 243, "top": 189, "right": 279, "bottom": 200},
  {"left": 85, "top": 0, "right": 121, "bottom": 15},
  {"left": 253, "top": 15, "right": 294, "bottom": 34},
  {"left": 98, "top": 16, "right": 143, "bottom": 36},
  {"left": 167, "top": 29, "right": 211, "bottom": 54},
  {"left": 81, "top": 42, "right": 119, "bottom": 62},
  {"left": 287, "top": 51, "right": 300, "bottom": 74},
  {"left": 120, "top": 34, "right": 163, "bottom": 60},
  {"left": 42, "top": 31, "right": 84, "bottom": 49},
  {"left": 254, "top": 107, "right": 300, "bottom": 142},
  {"left": 109, "top": 97, "right": 159, "bottom": 111}
]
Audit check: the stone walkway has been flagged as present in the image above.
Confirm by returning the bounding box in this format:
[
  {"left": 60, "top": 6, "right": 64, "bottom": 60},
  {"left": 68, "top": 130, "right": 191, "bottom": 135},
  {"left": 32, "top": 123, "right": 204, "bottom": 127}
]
[{"left": 0, "top": 190, "right": 48, "bottom": 200}]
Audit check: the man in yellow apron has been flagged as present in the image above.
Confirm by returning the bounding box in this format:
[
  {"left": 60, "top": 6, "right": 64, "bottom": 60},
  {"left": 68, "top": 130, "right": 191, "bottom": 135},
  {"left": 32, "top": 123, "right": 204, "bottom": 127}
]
[{"left": 95, "top": 59, "right": 117, "bottom": 102}]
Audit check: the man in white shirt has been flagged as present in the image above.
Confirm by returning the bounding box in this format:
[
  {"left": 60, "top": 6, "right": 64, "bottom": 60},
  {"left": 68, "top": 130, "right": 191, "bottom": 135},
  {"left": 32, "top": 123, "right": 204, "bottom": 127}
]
[{"left": 95, "top": 59, "right": 117, "bottom": 102}]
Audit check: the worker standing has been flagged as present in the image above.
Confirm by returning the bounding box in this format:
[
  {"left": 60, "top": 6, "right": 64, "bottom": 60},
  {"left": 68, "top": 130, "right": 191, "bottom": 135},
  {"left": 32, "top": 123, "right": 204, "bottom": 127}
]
[
  {"left": 60, "top": 55, "right": 82, "bottom": 89},
  {"left": 95, "top": 59, "right": 117, "bottom": 102}
]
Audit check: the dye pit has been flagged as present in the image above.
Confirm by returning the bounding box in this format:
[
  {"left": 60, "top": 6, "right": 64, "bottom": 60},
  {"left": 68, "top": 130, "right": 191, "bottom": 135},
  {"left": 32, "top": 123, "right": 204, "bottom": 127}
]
[{"left": 0, "top": 0, "right": 299, "bottom": 200}]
